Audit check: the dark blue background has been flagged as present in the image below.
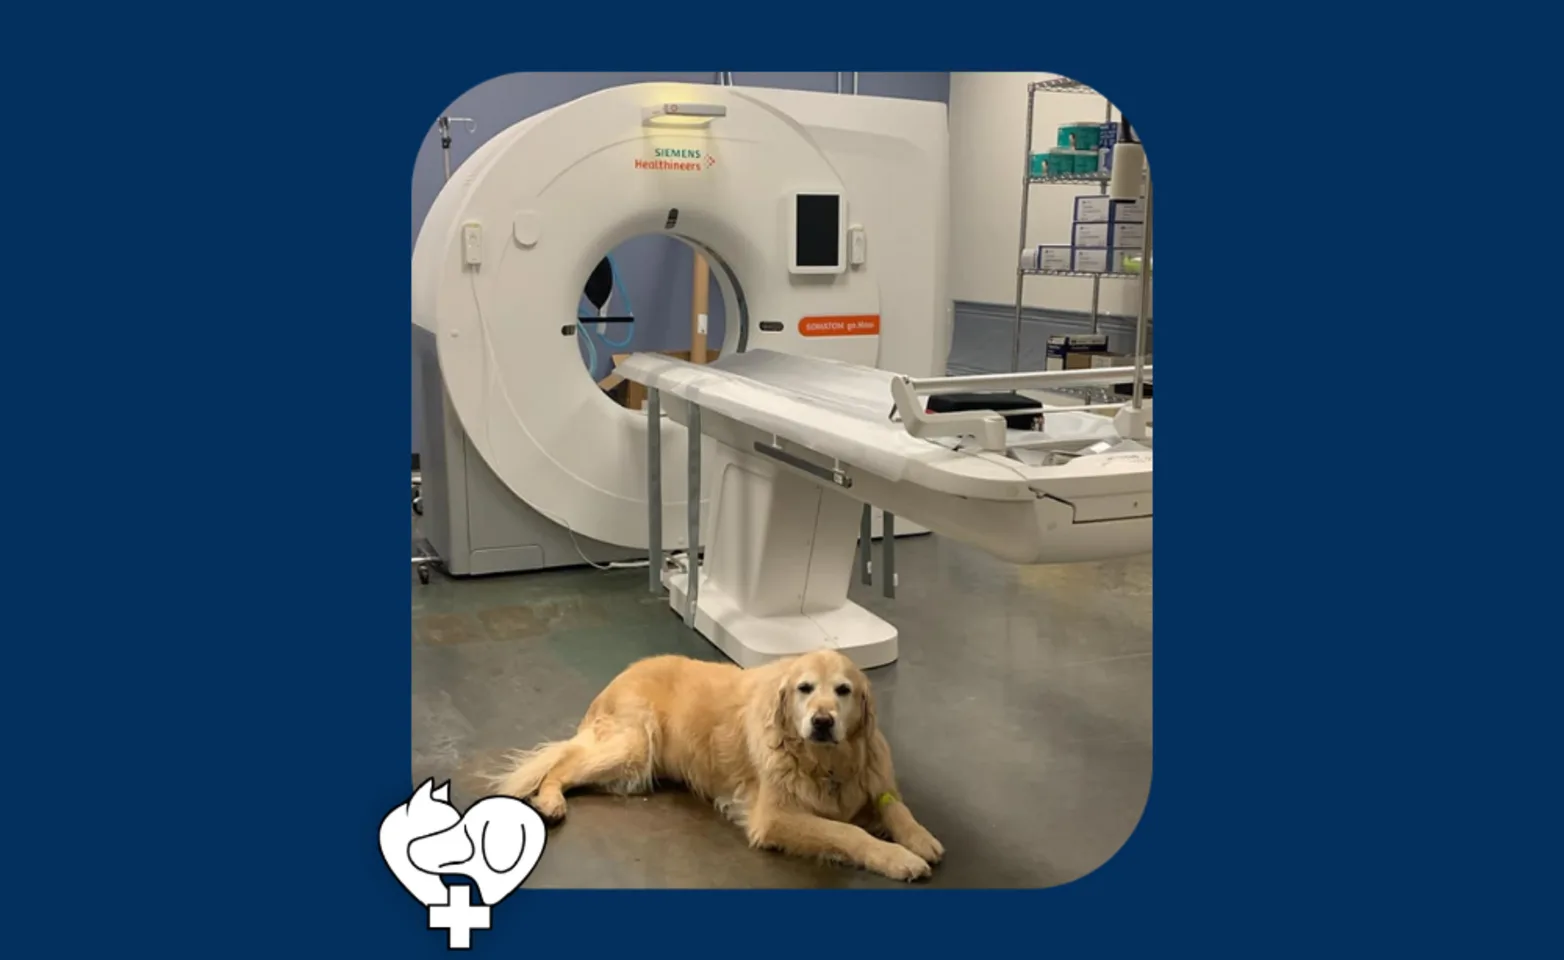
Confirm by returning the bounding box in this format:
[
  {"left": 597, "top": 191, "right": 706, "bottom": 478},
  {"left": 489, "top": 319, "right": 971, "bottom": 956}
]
[{"left": 8, "top": 5, "right": 1555, "bottom": 956}]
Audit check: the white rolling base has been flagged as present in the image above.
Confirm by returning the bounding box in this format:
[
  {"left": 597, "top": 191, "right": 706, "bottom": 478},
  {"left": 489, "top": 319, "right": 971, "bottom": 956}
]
[
  {"left": 658, "top": 439, "right": 902, "bottom": 670},
  {"left": 664, "top": 568, "right": 898, "bottom": 669}
]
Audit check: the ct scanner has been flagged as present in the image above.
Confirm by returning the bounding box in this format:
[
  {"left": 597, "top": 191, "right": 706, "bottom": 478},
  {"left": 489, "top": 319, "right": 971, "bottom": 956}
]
[
  {"left": 412, "top": 82, "right": 949, "bottom": 575},
  {"left": 412, "top": 81, "right": 1153, "bottom": 668}
]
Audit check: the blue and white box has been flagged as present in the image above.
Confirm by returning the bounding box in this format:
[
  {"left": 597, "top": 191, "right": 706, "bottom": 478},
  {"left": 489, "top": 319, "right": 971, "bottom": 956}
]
[
  {"left": 1071, "top": 248, "right": 1112, "bottom": 273},
  {"left": 1071, "top": 220, "right": 1146, "bottom": 249},
  {"left": 1045, "top": 333, "right": 1111, "bottom": 370},
  {"left": 1073, "top": 195, "right": 1146, "bottom": 223},
  {"left": 1098, "top": 122, "right": 1118, "bottom": 173},
  {"left": 1021, "top": 244, "right": 1074, "bottom": 272},
  {"left": 1038, "top": 244, "right": 1073, "bottom": 272}
]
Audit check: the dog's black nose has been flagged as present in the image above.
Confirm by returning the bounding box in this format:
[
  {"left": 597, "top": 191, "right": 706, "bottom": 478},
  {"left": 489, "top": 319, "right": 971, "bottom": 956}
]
[{"left": 811, "top": 714, "right": 835, "bottom": 732}]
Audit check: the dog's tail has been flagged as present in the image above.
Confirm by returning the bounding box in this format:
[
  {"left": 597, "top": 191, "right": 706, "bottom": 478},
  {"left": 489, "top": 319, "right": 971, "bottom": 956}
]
[{"left": 485, "top": 739, "right": 576, "bottom": 799}]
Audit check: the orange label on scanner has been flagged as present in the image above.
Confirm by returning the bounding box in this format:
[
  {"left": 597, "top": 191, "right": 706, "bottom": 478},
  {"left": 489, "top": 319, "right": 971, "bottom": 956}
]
[{"left": 798, "top": 315, "right": 880, "bottom": 337}]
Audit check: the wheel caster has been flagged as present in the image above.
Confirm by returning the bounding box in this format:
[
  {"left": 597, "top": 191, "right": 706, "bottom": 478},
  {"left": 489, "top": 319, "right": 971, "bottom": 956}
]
[
  {"left": 412, "top": 496, "right": 423, "bottom": 516},
  {"left": 417, "top": 564, "right": 431, "bottom": 585}
]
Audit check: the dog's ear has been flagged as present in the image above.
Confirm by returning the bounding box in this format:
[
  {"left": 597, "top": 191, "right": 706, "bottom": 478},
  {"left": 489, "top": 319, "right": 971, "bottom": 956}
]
[
  {"left": 858, "top": 683, "right": 877, "bottom": 739},
  {"left": 772, "top": 678, "right": 793, "bottom": 738}
]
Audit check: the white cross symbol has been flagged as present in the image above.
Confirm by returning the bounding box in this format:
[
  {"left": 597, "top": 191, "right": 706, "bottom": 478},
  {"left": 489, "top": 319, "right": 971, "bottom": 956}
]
[{"left": 428, "top": 884, "right": 490, "bottom": 949}]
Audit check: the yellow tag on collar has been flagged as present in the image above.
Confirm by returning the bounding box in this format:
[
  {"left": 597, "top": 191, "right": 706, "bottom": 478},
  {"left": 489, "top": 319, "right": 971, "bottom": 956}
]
[{"left": 876, "top": 791, "right": 899, "bottom": 810}]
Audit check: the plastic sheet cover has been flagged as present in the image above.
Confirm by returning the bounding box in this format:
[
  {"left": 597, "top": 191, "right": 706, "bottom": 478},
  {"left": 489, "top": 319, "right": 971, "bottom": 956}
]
[{"left": 614, "top": 349, "right": 1119, "bottom": 484}]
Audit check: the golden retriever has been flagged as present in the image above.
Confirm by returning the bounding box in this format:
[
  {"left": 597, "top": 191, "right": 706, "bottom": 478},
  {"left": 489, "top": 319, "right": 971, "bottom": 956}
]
[{"left": 488, "top": 649, "right": 943, "bottom": 881}]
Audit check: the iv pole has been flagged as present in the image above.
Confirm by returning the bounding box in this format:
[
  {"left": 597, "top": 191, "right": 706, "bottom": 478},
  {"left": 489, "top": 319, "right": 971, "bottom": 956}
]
[{"left": 437, "top": 115, "right": 475, "bottom": 181}]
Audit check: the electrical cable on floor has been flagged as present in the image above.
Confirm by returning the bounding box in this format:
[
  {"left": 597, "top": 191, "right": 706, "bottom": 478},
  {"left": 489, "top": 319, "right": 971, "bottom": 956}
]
[{"left": 556, "top": 509, "right": 685, "bottom": 573}]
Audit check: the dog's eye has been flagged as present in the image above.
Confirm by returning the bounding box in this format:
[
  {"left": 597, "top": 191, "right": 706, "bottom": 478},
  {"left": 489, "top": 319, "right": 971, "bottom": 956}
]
[
  {"left": 835, "top": 684, "right": 852, "bottom": 697},
  {"left": 797, "top": 682, "right": 814, "bottom": 694}
]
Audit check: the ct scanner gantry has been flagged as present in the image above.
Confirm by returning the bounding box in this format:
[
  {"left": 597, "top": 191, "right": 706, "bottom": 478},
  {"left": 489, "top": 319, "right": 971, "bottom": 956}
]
[{"left": 411, "top": 81, "right": 951, "bottom": 579}]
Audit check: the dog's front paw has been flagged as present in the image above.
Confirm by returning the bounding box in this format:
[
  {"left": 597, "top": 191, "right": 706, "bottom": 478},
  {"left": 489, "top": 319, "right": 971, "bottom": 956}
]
[
  {"left": 528, "top": 788, "right": 567, "bottom": 823},
  {"left": 865, "top": 842, "right": 932, "bottom": 882},
  {"left": 898, "top": 825, "right": 944, "bottom": 865}
]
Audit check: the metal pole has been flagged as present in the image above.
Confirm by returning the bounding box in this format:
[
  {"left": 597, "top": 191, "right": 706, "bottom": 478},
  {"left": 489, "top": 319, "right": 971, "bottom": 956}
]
[
  {"left": 1089, "top": 276, "right": 1101, "bottom": 337},
  {"left": 646, "top": 388, "right": 663, "bottom": 594},
  {"left": 905, "top": 365, "right": 1150, "bottom": 393},
  {"left": 685, "top": 404, "right": 702, "bottom": 623},
  {"left": 1089, "top": 99, "right": 1114, "bottom": 340},
  {"left": 439, "top": 117, "right": 451, "bottom": 181},
  {"left": 851, "top": 72, "right": 859, "bottom": 95},
  {"left": 1012, "top": 88, "right": 1038, "bottom": 372},
  {"left": 835, "top": 72, "right": 843, "bottom": 94},
  {"left": 1132, "top": 178, "right": 1152, "bottom": 409},
  {"left": 438, "top": 116, "right": 473, "bottom": 182},
  {"left": 860, "top": 505, "right": 873, "bottom": 585},
  {"left": 881, "top": 512, "right": 896, "bottom": 598}
]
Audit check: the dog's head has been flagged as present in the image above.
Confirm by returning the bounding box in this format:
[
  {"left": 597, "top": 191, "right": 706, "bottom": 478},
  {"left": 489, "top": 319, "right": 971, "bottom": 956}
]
[{"left": 772, "top": 649, "right": 875, "bottom": 746}]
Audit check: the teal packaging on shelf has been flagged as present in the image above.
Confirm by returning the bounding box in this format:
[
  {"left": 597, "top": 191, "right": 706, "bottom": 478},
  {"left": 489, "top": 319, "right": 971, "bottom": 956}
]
[
  {"left": 1033, "top": 152, "right": 1074, "bottom": 177},
  {"left": 1047, "top": 148, "right": 1075, "bottom": 176},
  {"left": 1057, "top": 123, "right": 1102, "bottom": 151},
  {"left": 1072, "top": 150, "right": 1100, "bottom": 175}
]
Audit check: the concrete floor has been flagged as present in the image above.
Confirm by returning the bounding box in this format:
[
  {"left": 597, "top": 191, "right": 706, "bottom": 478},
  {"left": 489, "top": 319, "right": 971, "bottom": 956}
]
[{"left": 412, "top": 529, "right": 1151, "bottom": 889}]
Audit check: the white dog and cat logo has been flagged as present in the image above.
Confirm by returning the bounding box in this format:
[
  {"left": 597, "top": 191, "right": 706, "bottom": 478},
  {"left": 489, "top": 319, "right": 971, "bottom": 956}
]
[{"left": 379, "top": 779, "right": 548, "bottom": 949}]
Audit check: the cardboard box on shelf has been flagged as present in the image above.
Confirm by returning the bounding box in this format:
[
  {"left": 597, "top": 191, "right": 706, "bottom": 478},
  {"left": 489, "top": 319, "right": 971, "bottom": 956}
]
[
  {"left": 1045, "top": 333, "right": 1110, "bottom": 371},
  {"left": 1071, "top": 220, "right": 1146, "bottom": 249},
  {"left": 1073, "top": 195, "right": 1146, "bottom": 224},
  {"left": 1023, "top": 244, "right": 1073, "bottom": 272},
  {"left": 1071, "top": 248, "right": 1111, "bottom": 273}
]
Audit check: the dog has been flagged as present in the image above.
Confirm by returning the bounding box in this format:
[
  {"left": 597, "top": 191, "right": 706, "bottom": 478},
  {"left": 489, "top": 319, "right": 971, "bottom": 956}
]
[{"left": 488, "top": 649, "right": 943, "bottom": 881}]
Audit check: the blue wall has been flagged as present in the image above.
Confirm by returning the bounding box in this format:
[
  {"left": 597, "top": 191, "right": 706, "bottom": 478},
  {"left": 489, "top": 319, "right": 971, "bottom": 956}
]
[{"left": 411, "top": 72, "right": 950, "bottom": 457}]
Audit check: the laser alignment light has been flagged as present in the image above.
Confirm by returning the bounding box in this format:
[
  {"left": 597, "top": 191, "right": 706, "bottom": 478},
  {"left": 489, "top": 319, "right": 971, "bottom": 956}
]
[{"left": 641, "top": 102, "right": 727, "bottom": 128}]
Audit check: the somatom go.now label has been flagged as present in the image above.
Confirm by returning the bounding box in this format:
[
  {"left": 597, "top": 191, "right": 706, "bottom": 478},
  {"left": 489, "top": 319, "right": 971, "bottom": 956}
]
[{"left": 798, "top": 315, "right": 881, "bottom": 337}]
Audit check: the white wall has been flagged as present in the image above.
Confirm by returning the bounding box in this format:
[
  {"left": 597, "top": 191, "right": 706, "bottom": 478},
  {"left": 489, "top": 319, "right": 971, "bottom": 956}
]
[{"left": 949, "top": 72, "right": 1147, "bottom": 318}]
